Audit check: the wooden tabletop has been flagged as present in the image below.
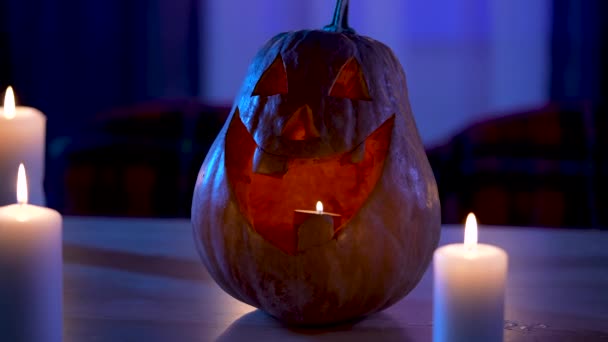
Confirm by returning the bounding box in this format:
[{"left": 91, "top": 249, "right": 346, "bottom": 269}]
[{"left": 62, "top": 217, "right": 608, "bottom": 342}]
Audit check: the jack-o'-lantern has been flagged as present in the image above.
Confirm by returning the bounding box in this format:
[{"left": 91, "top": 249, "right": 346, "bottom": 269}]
[{"left": 192, "top": 0, "right": 440, "bottom": 325}]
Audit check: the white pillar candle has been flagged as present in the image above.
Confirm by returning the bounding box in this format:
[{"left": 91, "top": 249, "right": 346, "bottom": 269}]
[
  {"left": 433, "top": 213, "right": 508, "bottom": 342},
  {"left": 0, "top": 87, "right": 46, "bottom": 206},
  {"left": 0, "top": 164, "right": 62, "bottom": 342}
]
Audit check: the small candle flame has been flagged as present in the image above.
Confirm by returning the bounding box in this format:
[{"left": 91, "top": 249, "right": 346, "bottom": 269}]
[
  {"left": 464, "top": 212, "right": 477, "bottom": 250},
  {"left": 3, "top": 86, "right": 16, "bottom": 119},
  {"left": 17, "top": 163, "right": 28, "bottom": 205},
  {"left": 316, "top": 201, "right": 323, "bottom": 214}
]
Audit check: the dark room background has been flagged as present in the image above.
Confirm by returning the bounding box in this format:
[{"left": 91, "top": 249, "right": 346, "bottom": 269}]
[{"left": 0, "top": 0, "right": 606, "bottom": 227}]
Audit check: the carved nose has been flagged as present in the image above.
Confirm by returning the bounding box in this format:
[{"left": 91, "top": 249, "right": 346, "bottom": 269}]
[{"left": 281, "top": 104, "right": 320, "bottom": 141}]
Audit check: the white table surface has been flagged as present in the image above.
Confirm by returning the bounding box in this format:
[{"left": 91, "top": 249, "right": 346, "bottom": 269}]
[{"left": 62, "top": 217, "right": 608, "bottom": 341}]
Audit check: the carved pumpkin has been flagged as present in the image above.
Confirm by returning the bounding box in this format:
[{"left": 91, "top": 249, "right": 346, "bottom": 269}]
[{"left": 192, "top": 0, "right": 440, "bottom": 325}]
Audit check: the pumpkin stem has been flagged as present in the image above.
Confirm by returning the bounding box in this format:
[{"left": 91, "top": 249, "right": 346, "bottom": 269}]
[{"left": 323, "top": 0, "right": 355, "bottom": 34}]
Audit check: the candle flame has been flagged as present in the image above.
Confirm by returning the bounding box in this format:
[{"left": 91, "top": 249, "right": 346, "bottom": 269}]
[
  {"left": 464, "top": 212, "right": 477, "bottom": 249},
  {"left": 316, "top": 201, "right": 323, "bottom": 214},
  {"left": 3, "top": 86, "right": 16, "bottom": 119},
  {"left": 17, "top": 163, "right": 28, "bottom": 205}
]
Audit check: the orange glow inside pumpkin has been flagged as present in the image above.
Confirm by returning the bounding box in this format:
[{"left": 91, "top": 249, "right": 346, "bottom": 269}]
[
  {"left": 225, "top": 112, "right": 393, "bottom": 254},
  {"left": 281, "top": 104, "right": 320, "bottom": 141},
  {"left": 328, "top": 57, "right": 371, "bottom": 101},
  {"left": 252, "top": 54, "right": 288, "bottom": 97}
]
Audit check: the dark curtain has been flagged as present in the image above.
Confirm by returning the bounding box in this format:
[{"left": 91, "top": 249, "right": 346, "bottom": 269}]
[
  {"left": 0, "top": 0, "right": 12, "bottom": 86},
  {"left": 551, "top": 0, "right": 608, "bottom": 102},
  {"left": 0, "top": 0, "right": 200, "bottom": 209},
  {"left": 550, "top": 0, "right": 608, "bottom": 228}
]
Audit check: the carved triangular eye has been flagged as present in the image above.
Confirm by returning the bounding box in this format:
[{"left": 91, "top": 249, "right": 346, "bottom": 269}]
[
  {"left": 252, "top": 54, "right": 288, "bottom": 96},
  {"left": 329, "top": 57, "right": 371, "bottom": 101}
]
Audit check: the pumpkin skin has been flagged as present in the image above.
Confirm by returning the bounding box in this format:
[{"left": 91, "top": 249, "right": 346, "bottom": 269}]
[{"left": 192, "top": 0, "right": 440, "bottom": 325}]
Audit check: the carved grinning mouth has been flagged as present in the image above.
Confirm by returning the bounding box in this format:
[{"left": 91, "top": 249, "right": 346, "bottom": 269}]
[{"left": 225, "top": 111, "right": 394, "bottom": 255}]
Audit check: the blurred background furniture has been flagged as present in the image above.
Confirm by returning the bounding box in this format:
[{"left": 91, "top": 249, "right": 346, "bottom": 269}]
[
  {"left": 55, "top": 101, "right": 606, "bottom": 230},
  {"left": 55, "top": 100, "right": 229, "bottom": 217},
  {"left": 428, "top": 103, "right": 607, "bottom": 229}
]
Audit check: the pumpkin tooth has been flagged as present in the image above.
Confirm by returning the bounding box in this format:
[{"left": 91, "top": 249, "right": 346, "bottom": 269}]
[
  {"left": 350, "top": 141, "right": 366, "bottom": 163},
  {"left": 252, "top": 147, "right": 288, "bottom": 177}
]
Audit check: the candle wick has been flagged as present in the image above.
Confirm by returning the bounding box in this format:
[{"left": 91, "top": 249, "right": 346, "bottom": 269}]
[
  {"left": 15, "top": 202, "right": 28, "bottom": 222},
  {"left": 465, "top": 244, "right": 477, "bottom": 257}
]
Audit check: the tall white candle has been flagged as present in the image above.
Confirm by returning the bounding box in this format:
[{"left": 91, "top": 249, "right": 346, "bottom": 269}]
[
  {"left": 0, "top": 87, "right": 46, "bottom": 206},
  {"left": 433, "top": 213, "right": 508, "bottom": 342},
  {"left": 0, "top": 164, "right": 62, "bottom": 342}
]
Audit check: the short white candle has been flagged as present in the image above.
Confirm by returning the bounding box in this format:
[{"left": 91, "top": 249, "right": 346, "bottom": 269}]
[
  {"left": 433, "top": 213, "right": 508, "bottom": 342},
  {"left": 294, "top": 201, "right": 340, "bottom": 252},
  {"left": 0, "top": 87, "right": 46, "bottom": 206},
  {"left": 0, "top": 164, "right": 62, "bottom": 342}
]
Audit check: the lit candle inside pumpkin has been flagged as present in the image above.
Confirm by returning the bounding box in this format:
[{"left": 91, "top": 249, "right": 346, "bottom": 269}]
[
  {"left": 294, "top": 201, "right": 340, "bottom": 252},
  {"left": 0, "top": 87, "right": 47, "bottom": 206},
  {"left": 0, "top": 164, "right": 62, "bottom": 341},
  {"left": 433, "top": 213, "right": 508, "bottom": 342}
]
